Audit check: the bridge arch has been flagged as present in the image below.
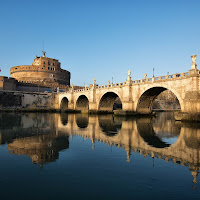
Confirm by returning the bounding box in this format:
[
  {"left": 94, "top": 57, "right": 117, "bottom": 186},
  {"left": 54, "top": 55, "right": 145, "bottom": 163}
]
[
  {"left": 76, "top": 95, "right": 89, "bottom": 111},
  {"left": 98, "top": 92, "right": 122, "bottom": 111},
  {"left": 136, "top": 86, "right": 183, "bottom": 114},
  {"left": 60, "top": 97, "right": 69, "bottom": 111}
]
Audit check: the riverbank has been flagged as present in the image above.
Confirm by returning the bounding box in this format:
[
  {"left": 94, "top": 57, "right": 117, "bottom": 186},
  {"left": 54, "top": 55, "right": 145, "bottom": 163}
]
[
  {"left": 1, "top": 108, "right": 200, "bottom": 122},
  {"left": 0, "top": 108, "right": 80, "bottom": 113}
]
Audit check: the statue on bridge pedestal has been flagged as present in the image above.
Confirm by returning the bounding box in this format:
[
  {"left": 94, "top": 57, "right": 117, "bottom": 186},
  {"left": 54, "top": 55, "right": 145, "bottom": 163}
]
[
  {"left": 93, "top": 79, "right": 96, "bottom": 86},
  {"left": 126, "top": 69, "right": 132, "bottom": 85},
  {"left": 144, "top": 74, "right": 147, "bottom": 79},
  {"left": 191, "top": 54, "right": 197, "bottom": 70},
  {"left": 71, "top": 84, "right": 74, "bottom": 91},
  {"left": 127, "top": 70, "right": 131, "bottom": 81}
]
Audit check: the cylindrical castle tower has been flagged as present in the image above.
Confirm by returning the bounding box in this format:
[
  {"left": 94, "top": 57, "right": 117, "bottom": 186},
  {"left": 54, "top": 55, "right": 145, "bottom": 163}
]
[{"left": 10, "top": 52, "right": 70, "bottom": 86}]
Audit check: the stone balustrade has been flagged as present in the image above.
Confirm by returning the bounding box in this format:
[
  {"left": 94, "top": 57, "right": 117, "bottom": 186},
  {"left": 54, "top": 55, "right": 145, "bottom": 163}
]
[{"left": 69, "top": 71, "right": 190, "bottom": 93}]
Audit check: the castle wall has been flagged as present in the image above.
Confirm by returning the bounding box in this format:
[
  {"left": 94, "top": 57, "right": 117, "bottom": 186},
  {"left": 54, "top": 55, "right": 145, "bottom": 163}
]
[
  {"left": 17, "top": 85, "right": 51, "bottom": 92},
  {"left": 0, "top": 76, "right": 17, "bottom": 91},
  {"left": 10, "top": 65, "right": 70, "bottom": 85}
]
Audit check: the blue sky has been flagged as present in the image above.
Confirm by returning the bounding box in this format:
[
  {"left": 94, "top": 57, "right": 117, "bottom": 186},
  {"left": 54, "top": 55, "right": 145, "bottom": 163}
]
[{"left": 0, "top": 0, "right": 200, "bottom": 86}]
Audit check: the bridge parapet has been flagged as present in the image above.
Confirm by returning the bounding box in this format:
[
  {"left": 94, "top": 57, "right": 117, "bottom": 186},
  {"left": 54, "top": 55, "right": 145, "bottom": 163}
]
[
  {"left": 74, "top": 88, "right": 90, "bottom": 93},
  {"left": 97, "top": 82, "right": 127, "bottom": 89},
  {"left": 132, "top": 71, "right": 190, "bottom": 85},
  {"left": 69, "top": 71, "right": 191, "bottom": 93}
]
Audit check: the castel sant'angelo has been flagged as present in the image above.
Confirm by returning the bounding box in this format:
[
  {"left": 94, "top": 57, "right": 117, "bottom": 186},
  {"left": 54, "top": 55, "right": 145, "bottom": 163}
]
[
  {"left": 0, "top": 51, "right": 72, "bottom": 92},
  {"left": 10, "top": 51, "right": 70, "bottom": 87}
]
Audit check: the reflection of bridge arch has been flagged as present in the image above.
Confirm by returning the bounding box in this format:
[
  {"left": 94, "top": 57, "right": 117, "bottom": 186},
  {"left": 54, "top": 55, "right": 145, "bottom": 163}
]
[
  {"left": 60, "top": 113, "right": 68, "bottom": 126},
  {"left": 136, "top": 118, "right": 181, "bottom": 148},
  {"left": 98, "top": 115, "right": 122, "bottom": 137},
  {"left": 136, "top": 86, "right": 183, "bottom": 114},
  {"left": 98, "top": 92, "right": 122, "bottom": 111},
  {"left": 76, "top": 114, "right": 89, "bottom": 129},
  {"left": 60, "top": 97, "right": 69, "bottom": 110},
  {"left": 75, "top": 95, "right": 89, "bottom": 111}
]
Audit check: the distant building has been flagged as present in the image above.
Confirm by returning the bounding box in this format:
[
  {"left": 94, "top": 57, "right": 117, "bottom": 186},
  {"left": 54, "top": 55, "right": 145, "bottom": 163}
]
[{"left": 10, "top": 51, "right": 71, "bottom": 86}]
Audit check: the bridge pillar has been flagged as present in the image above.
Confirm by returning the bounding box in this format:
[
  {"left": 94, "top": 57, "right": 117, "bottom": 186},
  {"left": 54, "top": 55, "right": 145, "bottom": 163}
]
[
  {"left": 182, "top": 71, "right": 200, "bottom": 113},
  {"left": 122, "top": 101, "right": 135, "bottom": 111},
  {"left": 68, "top": 91, "right": 75, "bottom": 110},
  {"left": 122, "top": 80, "right": 135, "bottom": 111},
  {"left": 89, "top": 102, "right": 98, "bottom": 111},
  {"left": 88, "top": 86, "right": 98, "bottom": 112},
  {"left": 68, "top": 101, "right": 75, "bottom": 110},
  {"left": 175, "top": 70, "right": 200, "bottom": 121}
]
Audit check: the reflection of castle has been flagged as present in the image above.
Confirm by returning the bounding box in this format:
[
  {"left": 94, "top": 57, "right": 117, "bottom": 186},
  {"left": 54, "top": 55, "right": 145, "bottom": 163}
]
[
  {"left": 0, "top": 113, "right": 69, "bottom": 165},
  {"left": 8, "top": 134, "right": 69, "bottom": 165}
]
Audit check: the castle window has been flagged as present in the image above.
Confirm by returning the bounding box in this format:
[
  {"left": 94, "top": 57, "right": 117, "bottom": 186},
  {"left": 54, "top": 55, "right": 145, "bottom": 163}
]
[
  {"left": 15, "top": 68, "right": 17, "bottom": 70},
  {"left": 48, "top": 67, "right": 50, "bottom": 70},
  {"left": 53, "top": 63, "right": 55, "bottom": 66},
  {"left": 48, "top": 61, "right": 50, "bottom": 65},
  {"left": 43, "top": 61, "right": 45, "bottom": 64}
]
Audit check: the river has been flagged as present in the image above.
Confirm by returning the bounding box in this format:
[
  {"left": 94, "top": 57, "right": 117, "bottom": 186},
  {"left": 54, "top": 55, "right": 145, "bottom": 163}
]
[{"left": 0, "top": 112, "right": 199, "bottom": 199}]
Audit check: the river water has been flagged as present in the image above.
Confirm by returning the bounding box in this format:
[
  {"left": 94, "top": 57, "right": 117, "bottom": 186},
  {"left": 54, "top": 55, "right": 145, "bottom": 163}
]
[{"left": 0, "top": 112, "right": 199, "bottom": 199}]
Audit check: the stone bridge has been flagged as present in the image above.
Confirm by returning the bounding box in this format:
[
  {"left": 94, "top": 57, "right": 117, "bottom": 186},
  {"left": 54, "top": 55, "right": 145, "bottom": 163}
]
[{"left": 57, "top": 62, "right": 200, "bottom": 120}]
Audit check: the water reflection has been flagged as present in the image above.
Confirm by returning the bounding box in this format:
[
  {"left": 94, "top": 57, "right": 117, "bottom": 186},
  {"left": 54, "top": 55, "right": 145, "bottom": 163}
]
[
  {"left": 76, "top": 114, "right": 89, "bottom": 128},
  {"left": 0, "top": 112, "right": 199, "bottom": 184},
  {"left": 0, "top": 113, "right": 69, "bottom": 165},
  {"left": 98, "top": 115, "right": 122, "bottom": 137},
  {"left": 153, "top": 112, "right": 181, "bottom": 144},
  {"left": 8, "top": 135, "right": 69, "bottom": 165}
]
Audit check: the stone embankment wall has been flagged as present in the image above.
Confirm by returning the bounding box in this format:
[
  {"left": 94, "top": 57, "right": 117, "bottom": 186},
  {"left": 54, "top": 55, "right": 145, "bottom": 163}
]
[{"left": 0, "top": 91, "right": 58, "bottom": 110}]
